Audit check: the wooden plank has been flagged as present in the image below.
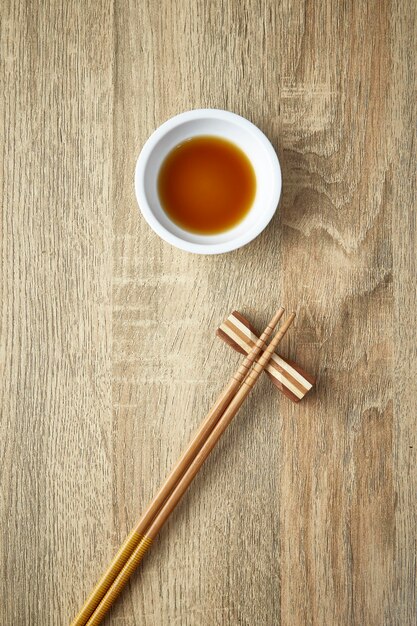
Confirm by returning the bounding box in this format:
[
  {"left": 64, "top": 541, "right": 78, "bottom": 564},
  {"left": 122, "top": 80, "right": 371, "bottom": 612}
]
[
  {"left": 390, "top": 4, "right": 417, "bottom": 624},
  {"left": 0, "top": 2, "right": 114, "bottom": 624}
]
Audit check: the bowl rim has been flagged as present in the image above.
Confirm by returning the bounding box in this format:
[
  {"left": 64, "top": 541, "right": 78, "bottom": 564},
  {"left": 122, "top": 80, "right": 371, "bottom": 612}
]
[{"left": 134, "top": 108, "right": 281, "bottom": 255}]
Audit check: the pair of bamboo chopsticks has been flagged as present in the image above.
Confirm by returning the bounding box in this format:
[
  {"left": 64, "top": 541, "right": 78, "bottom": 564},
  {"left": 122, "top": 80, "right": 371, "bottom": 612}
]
[{"left": 72, "top": 307, "right": 295, "bottom": 625}]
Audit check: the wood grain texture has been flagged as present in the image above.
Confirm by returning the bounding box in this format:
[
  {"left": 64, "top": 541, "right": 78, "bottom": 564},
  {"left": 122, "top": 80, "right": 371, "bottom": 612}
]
[
  {"left": 0, "top": 1, "right": 114, "bottom": 624},
  {"left": 1, "top": 1, "right": 415, "bottom": 625}
]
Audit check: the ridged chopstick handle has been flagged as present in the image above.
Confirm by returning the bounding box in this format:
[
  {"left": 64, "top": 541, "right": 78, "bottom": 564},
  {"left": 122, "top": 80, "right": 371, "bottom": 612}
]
[
  {"left": 71, "top": 530, "right": 145, "bottom": 625},
  {"left": 86, "top": 536, "right": 153, "bottom": 626}
]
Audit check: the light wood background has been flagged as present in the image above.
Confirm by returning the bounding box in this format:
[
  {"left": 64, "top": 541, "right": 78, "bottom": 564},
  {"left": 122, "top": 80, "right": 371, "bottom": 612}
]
[{"left": 1, "top": 1, "right": 416, "bottom": 624}]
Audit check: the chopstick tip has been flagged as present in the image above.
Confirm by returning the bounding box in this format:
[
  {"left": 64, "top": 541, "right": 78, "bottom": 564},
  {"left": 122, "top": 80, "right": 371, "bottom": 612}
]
[
  {"left": 281, "top": 311, "right": 296, "bottom": 331},
  {"left": 271, "top": 306, "right": 285, "bottom": 326}
]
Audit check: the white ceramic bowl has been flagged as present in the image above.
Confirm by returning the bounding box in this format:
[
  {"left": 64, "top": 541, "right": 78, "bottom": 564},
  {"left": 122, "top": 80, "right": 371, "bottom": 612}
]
[{"left": 134, "top": 109, "right": 281, "bottom": 255}]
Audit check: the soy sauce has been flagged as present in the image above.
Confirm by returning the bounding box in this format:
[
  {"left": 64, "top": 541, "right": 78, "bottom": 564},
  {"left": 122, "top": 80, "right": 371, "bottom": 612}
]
[{"left": 158, "top": 136, "right": 256, "bottom": 235}]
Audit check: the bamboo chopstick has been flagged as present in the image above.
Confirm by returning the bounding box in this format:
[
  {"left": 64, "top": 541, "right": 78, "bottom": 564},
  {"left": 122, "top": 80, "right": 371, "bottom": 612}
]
[
  {"left": 71, "top": 307, "right": 285, "bottom": 626},
  {"left": 84, "top": 312, "right": 296, "bottom": 626}
]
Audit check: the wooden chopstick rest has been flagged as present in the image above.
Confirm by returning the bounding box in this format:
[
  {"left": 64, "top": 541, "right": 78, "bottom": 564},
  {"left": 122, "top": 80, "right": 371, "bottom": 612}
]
[{"left": 217, "top": 311, "right": 315, "bottom": 402}]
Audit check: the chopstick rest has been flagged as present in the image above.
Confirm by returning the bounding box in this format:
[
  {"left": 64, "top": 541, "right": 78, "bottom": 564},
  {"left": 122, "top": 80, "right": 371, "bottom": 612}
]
[{"left": 217, "top": 311, "right": 315, "bottom": 402}]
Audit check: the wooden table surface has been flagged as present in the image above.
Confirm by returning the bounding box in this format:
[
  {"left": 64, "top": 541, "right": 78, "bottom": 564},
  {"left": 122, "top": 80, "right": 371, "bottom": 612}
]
[{"left": 1, "top": 2, "right": 416, "bottom": 625}]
